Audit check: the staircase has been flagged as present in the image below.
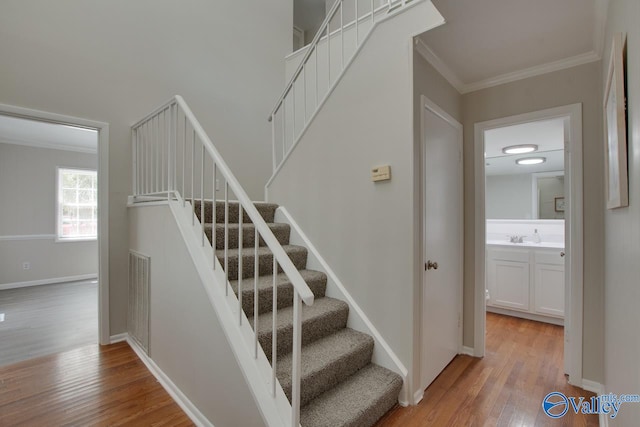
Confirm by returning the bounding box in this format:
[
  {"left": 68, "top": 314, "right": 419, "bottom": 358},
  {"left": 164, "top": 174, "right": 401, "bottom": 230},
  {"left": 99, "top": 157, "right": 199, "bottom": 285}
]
[{"left": 194, "top": 199, "right": 402, "bottom": 427}]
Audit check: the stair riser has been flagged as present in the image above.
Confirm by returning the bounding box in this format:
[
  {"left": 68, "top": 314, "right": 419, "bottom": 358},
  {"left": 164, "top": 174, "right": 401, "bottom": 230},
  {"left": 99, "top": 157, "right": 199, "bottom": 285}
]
[
  {"left": 283, "top": 342, "right": 373, "bottom": 407},
  {"left": 237, "top": 280, "right": 327, "bottom": 317},
  {"left": 219, "top": 250, "right": 307, "bottom": 281},
  {"left": 259, "top": 307, "right": 349, "bottom": 362},
  {"left": 206, "top": 224, "right": 290, "bottom": 250},
  {"left": 193, "top": 201, "right": 277, "bottom": 224}
]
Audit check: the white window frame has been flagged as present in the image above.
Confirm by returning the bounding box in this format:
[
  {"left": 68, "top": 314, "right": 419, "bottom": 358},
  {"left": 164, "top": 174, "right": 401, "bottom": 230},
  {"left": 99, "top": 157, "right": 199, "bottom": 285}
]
[{"left": 56, "top": 166, "right": 98, "bottom": 242}]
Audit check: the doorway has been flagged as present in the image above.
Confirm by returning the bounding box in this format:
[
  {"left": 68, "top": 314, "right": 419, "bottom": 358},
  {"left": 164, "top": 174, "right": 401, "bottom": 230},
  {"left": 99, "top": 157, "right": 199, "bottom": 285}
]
[
  {"left": 473, "top": 104, "right": 583, "bottom": 385},
  {"left": 419, "top": 96, "right": 463, "bottom": 392},
  {"left": 0, "top": 103, "right": 110, "bottom": 349}
]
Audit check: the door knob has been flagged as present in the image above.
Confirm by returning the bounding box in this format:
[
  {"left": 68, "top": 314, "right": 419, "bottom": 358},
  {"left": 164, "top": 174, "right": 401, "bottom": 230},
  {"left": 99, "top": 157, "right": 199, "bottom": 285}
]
[
  {"left": 560, "top": 252, "right": 565, "bottom": 257},
  {"left": 426, "top": 260, "right": 439, "bottom": 270}
]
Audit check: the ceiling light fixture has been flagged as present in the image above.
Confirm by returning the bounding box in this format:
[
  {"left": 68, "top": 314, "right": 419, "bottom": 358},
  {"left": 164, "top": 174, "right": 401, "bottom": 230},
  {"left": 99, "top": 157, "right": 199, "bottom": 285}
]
[
  {"left": 502, "top": 144, "right": 538, "bottom": 154},
  {"left": 516, "top": 157, "right": 546, "bottom": 165}
]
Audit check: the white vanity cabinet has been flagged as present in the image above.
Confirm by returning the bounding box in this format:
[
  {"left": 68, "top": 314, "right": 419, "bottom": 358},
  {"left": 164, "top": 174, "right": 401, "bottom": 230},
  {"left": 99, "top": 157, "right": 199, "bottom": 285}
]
[
  {"left": 487, "top": 244, "right": 565, "bottom": 323},
  {"left": 487, "top": 248, "right": 530, "bottom": 311}
]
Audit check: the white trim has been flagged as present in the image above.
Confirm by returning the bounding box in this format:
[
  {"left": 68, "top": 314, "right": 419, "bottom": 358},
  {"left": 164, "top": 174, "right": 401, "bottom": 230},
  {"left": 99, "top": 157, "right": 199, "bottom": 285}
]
[
  {"left": 486, "top": 306, "right": 564, "bottom": 326},
  {"left": 418, "top": 95, "right": 464, "bottom": 396},
  {"left": 462, "top": 51, "right": 601, "bottom": 94},
  {"left": 0, "top": 274, "right": 97, "bottom": 291},
  {"left": 126, "top": 336, "right": 214, "bottom": 427},
  {"left": 0, "top": 102, "right": 110, "bottom": 346},
  {"left": 0, "top": 234, "right": 56, "bottom": 241},
  {"left": 414, "top": 39, "right": 601, "bottom": 94},
  {"left": 0, "top": 136, "right": 97, "bottom": 154},
  {"left": 109, "top": 332, "right": 129, "bottom": 344},
  {"left": 460, "top": 346, "right": 475, "bottom": 357},
  {"left": 274, "top": 207, "right": 411, "bottom": 403},
  {"left": 414, "top": 38, "right": 465, "bottom": 92},
  {"left": 413, "top": 389, "right": 425, "bottom": 405},
  {"left": 473, "top": 104, "right": 583, "bottom": 385},
  {"left": 581, "top": 379, "right": 604, "bottom": 394}
]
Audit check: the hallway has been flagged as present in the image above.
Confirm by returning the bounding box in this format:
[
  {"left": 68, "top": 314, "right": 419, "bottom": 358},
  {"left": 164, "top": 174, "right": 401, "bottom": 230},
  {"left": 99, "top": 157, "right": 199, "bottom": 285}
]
[{"left": 376, "top": 313, "right": 598, "bottom": 426}]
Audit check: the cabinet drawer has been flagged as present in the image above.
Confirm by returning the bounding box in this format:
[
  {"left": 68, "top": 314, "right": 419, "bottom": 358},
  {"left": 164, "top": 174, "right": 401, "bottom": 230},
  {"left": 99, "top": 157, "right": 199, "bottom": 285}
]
[
  {"left": 487, "top": 247, "right": 530, "bottom": 263},
  {"left": 534, "top": 250, "right": 565, "bottom": 265}
]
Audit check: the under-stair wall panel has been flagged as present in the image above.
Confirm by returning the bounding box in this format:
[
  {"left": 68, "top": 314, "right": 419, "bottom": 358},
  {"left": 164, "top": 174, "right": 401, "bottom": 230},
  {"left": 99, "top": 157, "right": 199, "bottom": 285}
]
[
  {"left": 129, "top": 204, "right": 265, "bottom": 427},
  {"left": 267, "top": 0, "right": 444, "bottom": 389}
]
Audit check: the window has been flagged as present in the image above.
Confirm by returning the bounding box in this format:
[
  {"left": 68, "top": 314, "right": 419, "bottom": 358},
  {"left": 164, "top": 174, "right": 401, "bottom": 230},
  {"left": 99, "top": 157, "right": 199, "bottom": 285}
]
[{"left": 57, "top": 168, "right": 97, "bottom": 240}]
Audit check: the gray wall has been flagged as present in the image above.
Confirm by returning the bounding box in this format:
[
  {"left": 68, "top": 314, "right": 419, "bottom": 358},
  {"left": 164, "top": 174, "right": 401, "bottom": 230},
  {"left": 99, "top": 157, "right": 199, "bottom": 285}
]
[
  {"left": 0, "top": 143, "right": 98, "bottom": 285},
  {"left": 602, "top": 0, "right": 640, "bottom": 424},
  {"left": 461, "top": 61, "right": 604, "bottom": 382},
  {"left": 0, "top": 1, "right": 292, "bottom": 335},
  {"left": 129, "top": 205, "right": 265, "bottom": 427},
  {"left": 485, "top": 174, "right": 533, "bottom": 219},
  {"left": 538, "top": 176, "right": 565, "bottom": 219}
]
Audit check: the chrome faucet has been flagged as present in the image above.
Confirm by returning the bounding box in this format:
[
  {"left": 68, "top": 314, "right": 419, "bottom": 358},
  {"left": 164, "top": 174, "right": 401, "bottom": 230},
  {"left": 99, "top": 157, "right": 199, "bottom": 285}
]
[{"left": 509, "top": 235, "right": 526, "bottom": 244}]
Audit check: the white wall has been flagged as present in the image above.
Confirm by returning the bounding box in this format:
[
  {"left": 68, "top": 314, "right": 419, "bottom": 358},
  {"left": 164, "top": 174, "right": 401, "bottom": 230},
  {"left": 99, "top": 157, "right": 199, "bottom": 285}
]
[
  {"left": 485, "top": 174, "right": 533, "bottom": 219},
  {"left": 602, "top": 0, "right": 640, "bottom": 424},
  {"left": 267, "top": 1, "right": 444, "bottom": 396},
  {"left": 129, "top": 205, "right": 265, "bottom": 427},
  {"left": 0, "top": 1, "right": 292, "bottom": 334},
  {"left": 461, "top": 61, "right": 604, "bottom": 382},
  {"left": 0, "top": 143, "right": 98, "bottom": 285}
]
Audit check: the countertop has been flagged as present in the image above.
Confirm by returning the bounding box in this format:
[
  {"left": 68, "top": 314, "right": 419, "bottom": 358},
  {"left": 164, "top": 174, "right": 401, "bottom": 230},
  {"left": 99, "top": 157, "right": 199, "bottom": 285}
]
[{"left": 486, "top": 240, "right": 565, "bottom": 249}]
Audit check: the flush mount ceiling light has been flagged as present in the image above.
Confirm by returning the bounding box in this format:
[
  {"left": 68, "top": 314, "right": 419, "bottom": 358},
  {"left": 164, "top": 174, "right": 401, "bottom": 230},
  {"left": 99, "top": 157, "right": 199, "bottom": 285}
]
[
  {"left": 516, "top": 157, "right": 546, "bottom": 165},
  {"left": 502, "top": 144, "right": 538, "bottom": 154}
]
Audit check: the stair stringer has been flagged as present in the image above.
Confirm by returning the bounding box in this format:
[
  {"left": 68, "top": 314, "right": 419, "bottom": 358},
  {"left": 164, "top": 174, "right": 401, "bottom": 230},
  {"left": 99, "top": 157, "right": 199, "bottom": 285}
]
[
  {"left": 274, "top": 207, "right": 411, "bottom": 405},
  {"left": 166, "top": 198, "right": 294, "bottom": 427}
]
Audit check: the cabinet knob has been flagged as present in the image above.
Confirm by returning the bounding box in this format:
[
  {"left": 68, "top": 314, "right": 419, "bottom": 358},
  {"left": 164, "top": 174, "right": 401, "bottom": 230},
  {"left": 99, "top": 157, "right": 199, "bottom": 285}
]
[
  {"left": 560, "top": 251, "right": 565, "bottom": 257},
  {"left": 426, "top": 260, "right": 439, "bottom": 270}
]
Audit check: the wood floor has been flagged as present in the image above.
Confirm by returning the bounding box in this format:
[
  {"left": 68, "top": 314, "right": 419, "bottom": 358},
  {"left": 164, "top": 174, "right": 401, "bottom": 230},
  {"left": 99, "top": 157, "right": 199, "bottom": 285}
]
[
  {"left": 0, "top": 341, "right": 193, "bottom": 426},
  {"left": 0, "top": 280, "right": 98, "bottom": 367},
  {"left": 375, "top": 313, "right": 598, "bottom": 426}
]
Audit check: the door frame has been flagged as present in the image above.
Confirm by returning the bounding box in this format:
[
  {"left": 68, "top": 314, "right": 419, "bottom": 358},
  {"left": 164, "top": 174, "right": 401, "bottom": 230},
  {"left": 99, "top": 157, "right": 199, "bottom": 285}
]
[
  {"left": 0, "top": 102, "right": 111, "bottom": 345},
  {"left": 473, "top": 103, "right": 583, "bottom": 385},
  {"left": 416, "top": 95, "right": 464, "bottom": 399}
]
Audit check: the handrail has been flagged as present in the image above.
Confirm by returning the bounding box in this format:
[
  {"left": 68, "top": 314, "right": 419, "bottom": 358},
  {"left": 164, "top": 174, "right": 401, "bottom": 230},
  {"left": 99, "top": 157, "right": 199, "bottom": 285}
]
[
  {"left": 268, "top": 0, "right": 343, "bottom": 121},
  {"left": 267, "top": 0, "right": 414, "bottom": 173},
  {"left": 131, "top": 96, "right": 316, "bottom": 426},
  {"left": 133, "top": 96, "right": 315, "bottom": 305}
]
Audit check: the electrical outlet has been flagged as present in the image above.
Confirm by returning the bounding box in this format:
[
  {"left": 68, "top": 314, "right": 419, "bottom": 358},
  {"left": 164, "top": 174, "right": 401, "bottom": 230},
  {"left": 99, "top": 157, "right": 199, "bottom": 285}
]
[{"left": 22, "top": 262, "right": 30, "bottom": 270}]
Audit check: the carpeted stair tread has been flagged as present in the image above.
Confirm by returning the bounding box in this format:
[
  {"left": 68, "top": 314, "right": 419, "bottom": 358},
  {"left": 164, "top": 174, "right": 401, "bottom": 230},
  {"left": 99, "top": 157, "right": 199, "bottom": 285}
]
[
  {"left": 193, "top": 200, "right": 278, "bottom": 224},
  {"left": 205, "top": 222, "right": 290, "bottom": 249},
  {"left": 216, "top": 245, "right": 308, "bottom": 280},
  {"left": 230, "top": 270, "right": 327, "bottom": 317},
  {"left": 249, "top": 297, "right": 349, "bottom": 359},
  {"left": 300, "top": 364, "right": 403, "bottom": 427},
  {"left": 277, "top": 328, "right": 374, "bottom": 406}
]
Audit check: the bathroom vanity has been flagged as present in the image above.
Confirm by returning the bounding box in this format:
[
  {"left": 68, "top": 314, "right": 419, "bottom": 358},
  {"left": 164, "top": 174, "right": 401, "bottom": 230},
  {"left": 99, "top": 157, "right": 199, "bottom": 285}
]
[{"left": 486, "top": 240, "right": 565, "bottom": 325}]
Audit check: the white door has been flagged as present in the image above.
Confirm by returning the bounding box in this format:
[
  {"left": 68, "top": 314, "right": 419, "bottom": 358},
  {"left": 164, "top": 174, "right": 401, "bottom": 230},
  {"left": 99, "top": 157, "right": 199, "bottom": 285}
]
[{"left": 421, "top": 98, "right": 463, "bottom": 390}]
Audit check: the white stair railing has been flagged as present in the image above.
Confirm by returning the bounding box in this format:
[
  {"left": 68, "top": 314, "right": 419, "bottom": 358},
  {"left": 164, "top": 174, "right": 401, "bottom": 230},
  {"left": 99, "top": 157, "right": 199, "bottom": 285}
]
[
  {"left": 268, "top": 0, "right": 416, "bottom": 174},
  {"left": 131, "top": 95, "right": 314, "bottom": 427}
]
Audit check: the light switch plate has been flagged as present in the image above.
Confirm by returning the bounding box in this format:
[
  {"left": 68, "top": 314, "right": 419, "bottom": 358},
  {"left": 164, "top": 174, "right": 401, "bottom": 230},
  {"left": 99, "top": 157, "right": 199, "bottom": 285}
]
[{"left": 371, "top": 165, "right": 391, "bottom": 182}]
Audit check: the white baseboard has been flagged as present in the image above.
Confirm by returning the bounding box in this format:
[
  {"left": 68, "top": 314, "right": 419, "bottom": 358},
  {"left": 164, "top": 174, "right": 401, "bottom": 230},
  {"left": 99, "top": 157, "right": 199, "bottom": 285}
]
[
  {"left": 0, "top": 274, "right": 98, "bottom": 291},
  {"left": 581, "top": 379, "right": 604, "bottom": 394},
  {"left": 412, "top": 389, "right": 425, "bottom": 405},
  {"left": 460, "top": 346, "right": 475, "bottom": 356},
  {"left": 109, "top": 332, "right": 128, "bottom": 344},
  {"left": 125, "top": 335, "right": 214, "bottom": 427}
]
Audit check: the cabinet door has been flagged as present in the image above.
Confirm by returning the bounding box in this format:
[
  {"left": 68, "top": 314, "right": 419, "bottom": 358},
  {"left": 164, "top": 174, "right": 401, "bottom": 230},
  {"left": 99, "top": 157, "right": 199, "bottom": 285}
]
[
  {"left": 534, "top": 263, "right": 564, "bottom": 317},
  {"left": 488, "top": 258, "right": 530, "bottom": 311}
]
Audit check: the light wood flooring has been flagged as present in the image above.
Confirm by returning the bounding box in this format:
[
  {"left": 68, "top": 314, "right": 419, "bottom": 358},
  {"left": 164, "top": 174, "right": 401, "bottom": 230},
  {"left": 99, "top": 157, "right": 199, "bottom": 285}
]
[
  {"left": 0, "top": 341, "right": 192, "bottom": 426},
  {"left": 0, "top": 280, "right": 98, "bottom": 367},
  {"left": 375, "top": 312, "right": 598, "bottom": 426}
]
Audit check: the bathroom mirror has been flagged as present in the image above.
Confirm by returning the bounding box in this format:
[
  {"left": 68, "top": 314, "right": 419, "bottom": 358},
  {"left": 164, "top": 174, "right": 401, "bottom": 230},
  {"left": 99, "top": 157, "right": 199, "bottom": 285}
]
[{"left": 484, "top": 118, "right": 565, "bottom": 220}]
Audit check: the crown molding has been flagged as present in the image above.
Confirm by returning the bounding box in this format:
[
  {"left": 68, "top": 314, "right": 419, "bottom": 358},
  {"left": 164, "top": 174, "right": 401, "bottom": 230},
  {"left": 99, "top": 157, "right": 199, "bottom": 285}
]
[
  {"left": 461, "top": 50, "right": 601, "bottom": 94},
  {"left": 415, "top": 37, "right": 601, "bottom": 95},
  {"left": 414, "top": 37, "right": 465, "bottom": 93},
  {"left": 0, "top": 136, "right": 97, "bottom": 154}
]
